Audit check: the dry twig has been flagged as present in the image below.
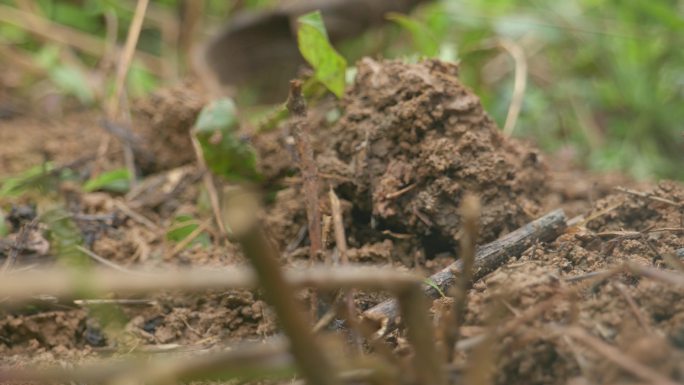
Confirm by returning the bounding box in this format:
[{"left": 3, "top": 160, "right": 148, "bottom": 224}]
[
  {"left": 562, "top": 327, "right": 679, "bottom": 385},
  {"left": 287, "top": 80, "right": 324, "bottom": 318},
  {"left": 443, "top": 194, "right": 480, "bottom": 361},
  {"left": 221, "top": 188, "right": 339, "bottom": 385},
  {"left": 365, "top": 209, "right": 567, "bottom": 326}
]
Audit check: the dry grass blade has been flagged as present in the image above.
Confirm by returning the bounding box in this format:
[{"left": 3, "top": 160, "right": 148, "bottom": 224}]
[
  {"left": 562, "top": 327, "right": 680, "bottom": 385},
  {"left": 190, "top": 135, "right": 227, "bottom": 235},
  {"left": 444, "top": 194, "right": 480, "bottom": 361},
  {"left": 498, "top": 38, "right": 527, "bottom": 137},
  {"left": 0, "top": 266, "right": 420, "bottom": 305},
  {"left": 625, "top": 263, "right": 684, "bottom": 287},
  {"left": 221, "top": 188, "right": 339, "bottom": 385},
  {"left": 0, "top": 4, "right": 165, "bottom": 75},
  {"left": 107, "top": 0, "right": 150, "bottom": 117},
  {"left": 615, "top": 186, "right": 683, "bottom": 208},
  {"left": 329, "top": 187, "right": 356, "bottom": 337},
  {"left": 397, "top": 283, "right": 446, "bottom": 385},
  {"left": 0, "top": 339, "right": 293, "bottom": 384},
  {"left": 613, "top": 282, "right": 652, "bottom": 333}
]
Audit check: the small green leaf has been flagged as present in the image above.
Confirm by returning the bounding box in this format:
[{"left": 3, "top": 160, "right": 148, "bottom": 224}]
[
  {"left": 83, "top": 169, "right": 130, "bottom": 193},
  {"left": 387, "top": 13, "right": 439, "bottom": 57},
  {"left": 423, "top": 278, "right": 447, "bottom": 298},
  {"left": 42, "top": 207, "right": 90, "bottom": 268},
  {"left": 0, "top": 210, "right": 8, "bottom": 237},
  {"left": 166, "top": 215, "right": 210, "bottom": 248},
  {"left": 193, "top": 98, "right": 261, "bottom": 182},
  {"left": 296, "top": 11, "right": 347, "bottom": 98},
  {"left": 0, "top": 163, "right": 55, "bottom": 197}
]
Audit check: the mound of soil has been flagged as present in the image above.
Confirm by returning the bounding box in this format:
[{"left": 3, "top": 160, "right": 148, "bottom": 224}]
[{"left": 264, "top": 58, "right": 548, "bottom": 263}]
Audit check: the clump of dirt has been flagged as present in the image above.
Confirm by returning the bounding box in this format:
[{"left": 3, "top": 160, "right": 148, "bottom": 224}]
[
  {"left": 265, "top": 58, "right": 548, "bottom": 261},
  {"left": 134, "top": 82, "right": 207, "bottom": 173}
]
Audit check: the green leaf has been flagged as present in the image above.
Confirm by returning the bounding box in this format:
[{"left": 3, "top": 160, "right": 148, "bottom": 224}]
[
  {"left": 0, "top": 163, "right": 55, "bottom": 197},
  {"left": 193, "top": 98, "right": 261, "bottom": 181},
  {"left": 83, "top": 169, "right": 131, "bottom": 193},
  {"left": 296, "top": 11, "right": 347, "bottom": 98},
  {"left": 166, "top": 215, "right": 210, "bottom": 247},
  {"left": 50, "top": 65, "right": 95, "bottom": 105},
  {"left": 387, "top": 12, "right": 439, "bottom": 57},
  {"left": 423, "top": 278, "right": 447, "bottom": 298},
  {"left": 42, "top": 207, "right": 90, "bottom": 268},
  {"left": 0, "top": 210, "right": 8, "bottom": 237}
]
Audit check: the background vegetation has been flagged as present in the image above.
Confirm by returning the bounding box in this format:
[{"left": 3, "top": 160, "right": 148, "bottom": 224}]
[{"left": 1, "top": 0, "right": 682, "bottom": 179}]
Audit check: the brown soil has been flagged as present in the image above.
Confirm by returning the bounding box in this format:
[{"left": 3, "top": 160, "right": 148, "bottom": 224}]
[{"left": 0, "top": 58, "right": 682, "bottom": 385}]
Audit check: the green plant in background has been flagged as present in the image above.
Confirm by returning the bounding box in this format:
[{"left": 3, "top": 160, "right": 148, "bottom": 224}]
[
  {"left": 166, "top": 214, "right": 211, "bottom": 248},
  {"left": 193, "top": 98, "right": 261, "bottom": 182},
  {"left": 393, "top": 0, "right": 683, "bottom": 180},
  {"left": 0, "top": 163, "right": 56, "bottom": 198},
  {"left": 296, "top": 11, "right": 348, "bottom": 98},
  {"left": 83, "top": 168, "right": 131, "bottom": 193}
]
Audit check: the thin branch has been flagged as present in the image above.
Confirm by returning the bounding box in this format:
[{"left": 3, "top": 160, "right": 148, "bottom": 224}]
[
  {"left": 615, "top": 186, "right": 683, "bottom": 208},
  {"left": 365, "top": 209, "right": 567, "bottom": 326},
  {"left": 221, "top": 188, "right": 339, "bottom": 385},
  {"left": 190, "top": 135, "right": 227, "bottom": 235},
  {"left": 444, "top": 194, "right": 480, "bottom": 361},
  {"left": 106, "top": 0, "right": 148, "bottom": 117},
  {"left": 397, "top": 283, "right": 447, "bottom": 385},
  {"left": 0, "top": 340, "right": 293, "bottom": 384},
  {"left": 613, "top": 282, "right": 652, "bottom": 333},
  {"left": 287, "top": 79, "right": 323, "bottom": 319},
  {"left": 0, "top": 266, "right": 420, "bottom": 305},
  {"left": 329, "top": 188, "right": 356, "bottom": 334},
  {"left": 75, "top": 245, "right": 142, "bottom": 275},
  {"left": 562, "top": 327, "right": 679, "bottom": 385}
]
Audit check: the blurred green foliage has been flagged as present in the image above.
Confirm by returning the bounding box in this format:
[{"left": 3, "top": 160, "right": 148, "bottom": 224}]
[
  {"left": 83, "top": 168, "right": 131, "bottom": 193},
  {"left": 1, "top": 0, "right": 681, "bottom": 180},
  {"left": 297, "top": 11, "right": 348, "bottom": 98},
  {"left": 389, "top": 0, "right": 683, "bottom": 179},
  {"left": 166, "top": 214, "right": 211, "bottom": 248},
  {"left": 193, "top": 98, "right": 261, "bottom": 182}
]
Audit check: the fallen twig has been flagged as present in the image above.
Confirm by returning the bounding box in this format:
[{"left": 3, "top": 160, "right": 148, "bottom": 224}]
[{"left": 364, "top": 209, "right": 567, "bottom": 326}]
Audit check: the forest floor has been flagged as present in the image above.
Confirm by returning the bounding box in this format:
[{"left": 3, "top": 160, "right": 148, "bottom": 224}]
[{"left": 0, "top": 58, "right": 682, "bottom": 385}]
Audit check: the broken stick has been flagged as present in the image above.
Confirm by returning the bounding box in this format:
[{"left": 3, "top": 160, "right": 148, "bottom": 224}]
[{"left": 364, "top": 209, "right": 567, "bottom": 325}]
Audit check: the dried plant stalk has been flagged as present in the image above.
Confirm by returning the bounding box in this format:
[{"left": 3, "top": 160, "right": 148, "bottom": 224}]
[
  {"left": 443, "top": 194, "right": 480, "bottom": 361},
  {"left": 221, "top": 188, "right": 339, "bottom": 385},
  {"left": 397, "top": 283, "right": 446, "bottom": 385},
  {"left": 0, "top": 266, "right": 419, "bottom": 305},
  {"left": 287, "top": 79, "right": 324, "bottom": 318}
]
